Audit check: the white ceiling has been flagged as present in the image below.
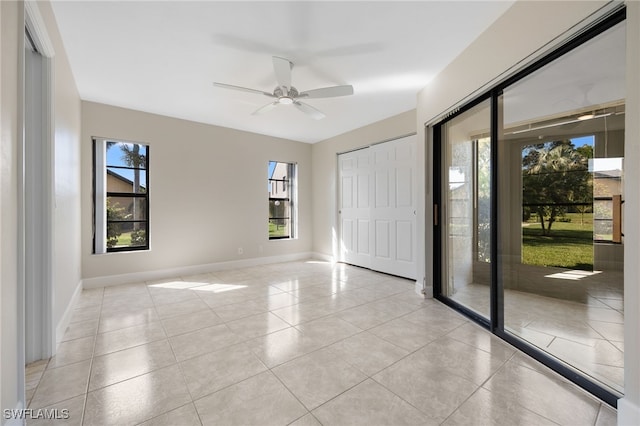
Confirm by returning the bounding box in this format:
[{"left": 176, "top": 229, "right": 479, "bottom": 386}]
[{"left": 50, "top": 1, "right": 514, "bottom": 143}]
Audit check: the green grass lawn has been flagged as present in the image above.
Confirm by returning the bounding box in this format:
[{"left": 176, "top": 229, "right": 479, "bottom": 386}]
[
  {"left": 269, "top": 222, "right": 289, "bottom": 238},
  {"left": 115, "top": 231, "right": 132, "bottom": 246},
  {"left": 522, "top": 213, "right": 594, "bottom": 270}
]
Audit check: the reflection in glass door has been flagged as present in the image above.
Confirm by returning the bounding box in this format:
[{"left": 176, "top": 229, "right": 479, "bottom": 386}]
[
  {"left": 435, "top": 11, "right": 625, "bottom": 404},
  {"left": 439, "top": 99, "right": 491, "bottom": 319},
  {"left": 500, "top": 18, "right": 625, "bottom": 395}
]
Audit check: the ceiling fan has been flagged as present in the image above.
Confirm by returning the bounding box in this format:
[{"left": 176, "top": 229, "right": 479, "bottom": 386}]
[{"left": 213, "top": 56, "right": 354, "bottom": 120}]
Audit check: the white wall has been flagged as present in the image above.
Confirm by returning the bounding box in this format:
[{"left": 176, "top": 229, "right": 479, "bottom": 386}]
[
  {"left": 37, "top": 0, "right": 83, "bottom": 350},
  {"left": 416, "top": 0, "right": 637, "bottom": 423},
  {"left": 310, "top": 109, "right": 416, "bottom": 262},
  {"left": 81, "top": 102, "right": 312, "bottom": 283}
]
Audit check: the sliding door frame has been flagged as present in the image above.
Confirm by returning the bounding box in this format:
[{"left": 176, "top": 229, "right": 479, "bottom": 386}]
[
  {"left": 432, "top": 7, "right": 626, "bottom": 407},
  {"left": 433, "top": 93, "right": 493, "bottom": 330}
]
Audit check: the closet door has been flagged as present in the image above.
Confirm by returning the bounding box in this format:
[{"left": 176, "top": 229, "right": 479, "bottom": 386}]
[
  {"left": 338, "top": 136, "right": 417, "bottom": 279},
  {"left": 371, "top": 136, "right": 417, "bottom": 279},
  {"left": 338, "top": 148, "right": 372, "bottom": 269}
]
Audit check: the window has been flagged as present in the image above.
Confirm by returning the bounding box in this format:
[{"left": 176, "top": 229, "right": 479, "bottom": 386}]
[
  {"left": 591, "top": 157, "right": 624, "bottom": 242},
  {"left": 94, "top": 138, "right": 149, "bottom": 253},
  {"left": 474, "top": 136, "right": 491, "bottom": 263},
  {"left": 268, "top": 161, "right": 296, "bottom": 239}
]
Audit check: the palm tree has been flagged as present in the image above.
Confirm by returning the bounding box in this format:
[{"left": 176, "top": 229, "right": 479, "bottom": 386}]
[
  {"left": 120, "top": 144, "right": 145, "bottom": 232},
  {"left": 522, "top": 140, "right": 591, "bottom": 235}
]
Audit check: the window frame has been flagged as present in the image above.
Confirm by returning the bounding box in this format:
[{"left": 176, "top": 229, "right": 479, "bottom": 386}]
[
  {"left": 268, "top": 161, "right": 297, "bottom": 240},
  {"left": 93, "top": 137, "right": 150, "bottom": 253}
]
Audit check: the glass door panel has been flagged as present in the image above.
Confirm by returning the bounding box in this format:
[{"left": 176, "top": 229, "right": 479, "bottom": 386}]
[
  {"left": 499, "top": 20, "right": 625, "bottom": 394},
  {"left": 440, "top": 99, "right": 491, "bottom": 318}
]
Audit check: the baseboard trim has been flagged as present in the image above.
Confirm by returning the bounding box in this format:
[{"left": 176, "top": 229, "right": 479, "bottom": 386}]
[
  {"left": 310, "top": 252, "right": 335, "bottom": 263},
  {"left": 83, "top": 252, "right": 318, "bottom": 289},
  {"left": 415, "top": 280, "right": 431, "bottom": 298},
  {"left": 55, "top": 280, "right": 83, "bottom": 350},
  {"left": 618, "top": 397, "right": 640, "bottom": 425}
]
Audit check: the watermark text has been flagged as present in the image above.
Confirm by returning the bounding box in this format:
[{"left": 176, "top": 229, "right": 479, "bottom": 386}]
[{"left": 3, "top": 408, "right": 70, "bottom": 420}]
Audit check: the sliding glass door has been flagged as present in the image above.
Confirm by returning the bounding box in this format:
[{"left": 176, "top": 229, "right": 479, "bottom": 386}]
[
  {"left": 439, "top": 99, "right": 492, "bottom": 320},
  {"left": 499, "top": 18, "right": 625, "bottom": 396},
  {"left": 434, "top": 10, "right": 625, "bottom": 404}
]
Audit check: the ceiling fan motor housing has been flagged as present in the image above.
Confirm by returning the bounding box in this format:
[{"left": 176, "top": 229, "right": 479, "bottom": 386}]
[{"left": 275, "top": 86, "right": 298, "bottom": 98}]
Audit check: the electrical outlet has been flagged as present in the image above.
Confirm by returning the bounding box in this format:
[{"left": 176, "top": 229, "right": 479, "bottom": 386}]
[{"left": 237, "top": 247, "right": 243, "bottom": 255}]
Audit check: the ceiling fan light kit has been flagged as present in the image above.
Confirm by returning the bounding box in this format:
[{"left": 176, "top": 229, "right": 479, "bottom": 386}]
[{"left": 214, "top": 56, "right": 353, "bottom": 120}]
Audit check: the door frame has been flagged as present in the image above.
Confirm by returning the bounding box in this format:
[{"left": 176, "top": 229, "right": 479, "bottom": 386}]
[{"left": 21, "top": 0, "right": 56, "bottom": 368}]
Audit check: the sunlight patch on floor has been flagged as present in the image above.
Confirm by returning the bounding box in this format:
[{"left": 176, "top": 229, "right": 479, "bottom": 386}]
[{"left": 544, "top": 270, "right": 603, "bottom": 281}]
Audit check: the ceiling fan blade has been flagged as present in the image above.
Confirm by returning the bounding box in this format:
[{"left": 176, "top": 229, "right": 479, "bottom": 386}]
[
  {"left": 252, "top": 101, "right": 279, "bottom": 116},
  {"left": 293, "top": 101, "right": 325, "bottom": 120},
  {"left": 298, "top": 85, "right": 354, "bottom": 99},
  {"left": 272, "top": 56, "right": 292, "bottom": 94},
  {"left": 213, "top": 82, "right": 274, "bottom": 97}
]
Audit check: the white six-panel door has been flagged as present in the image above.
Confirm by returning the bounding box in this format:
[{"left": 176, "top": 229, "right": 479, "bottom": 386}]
[
  {"left": 338, "top": 148, "right": 372, "bottom": 269},
  {"left": 338, "top": 135, "right": 417, "bottom": 279},
  {"left": 370, "top": 136, "right": 417, "bottom": 279}
]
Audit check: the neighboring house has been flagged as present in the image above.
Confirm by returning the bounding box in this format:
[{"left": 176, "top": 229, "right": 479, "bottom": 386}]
[
  {"left": 268, "top": 162, "right": 289, "bottom": 200},
  {"left": 106, "top": 169, "right": 138, "bottom": 194},
  {"left": 105, "top": 169, "right": 147, "bottom": 235}
]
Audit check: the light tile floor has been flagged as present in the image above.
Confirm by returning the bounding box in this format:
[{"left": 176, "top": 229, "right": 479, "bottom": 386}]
[{"left": 26, "top": 260, "right": 617, "bottom": 425}]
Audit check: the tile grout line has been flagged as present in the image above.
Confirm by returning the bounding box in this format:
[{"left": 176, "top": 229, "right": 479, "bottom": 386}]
[
  {"left": 81, "top": 285, "right": 105, "bottom": 426},
  {"left": 24, "top": 358, "right": 52, "bottom": 410},
  {"left": 150, "top": 280, "right": 205, "bottom": 425}
]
